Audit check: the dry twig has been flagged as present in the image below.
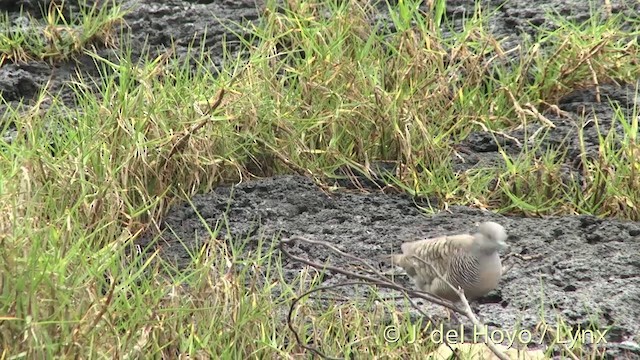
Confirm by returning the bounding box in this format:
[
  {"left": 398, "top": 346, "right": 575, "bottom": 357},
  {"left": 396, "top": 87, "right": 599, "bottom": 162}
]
[
  {"left": 278, "top": 235, "right": 510, "bottom": 360},
  {"left": 157, "top": 88, "right": 226, "bottom": 172}
]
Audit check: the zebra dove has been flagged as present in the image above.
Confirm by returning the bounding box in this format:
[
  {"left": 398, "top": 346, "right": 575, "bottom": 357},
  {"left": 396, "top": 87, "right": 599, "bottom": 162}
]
[{"left": 390, "top": 221, "right": 508, "bottom": 303}]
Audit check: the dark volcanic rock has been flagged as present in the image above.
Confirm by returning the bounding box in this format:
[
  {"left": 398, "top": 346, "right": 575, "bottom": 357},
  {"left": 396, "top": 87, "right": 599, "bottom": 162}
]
[
  {"left": 137, "top": 175, "right": 640, "bottom": 357},
  {"left": 2, "top": 0, "right": 640, "bottom": 357}
]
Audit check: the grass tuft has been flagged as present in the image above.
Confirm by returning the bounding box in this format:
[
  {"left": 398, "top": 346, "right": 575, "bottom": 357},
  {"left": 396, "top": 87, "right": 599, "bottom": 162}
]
[
  {"left": 0, "top": 0, "right": 126, "bottom": 64},
  {"left": 1, "top": 0, "right": 637, "bottom": 357}
]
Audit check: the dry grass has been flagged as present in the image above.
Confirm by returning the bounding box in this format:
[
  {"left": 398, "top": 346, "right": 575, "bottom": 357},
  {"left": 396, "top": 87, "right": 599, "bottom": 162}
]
[
  {"left": 0, "top": 0, "right": 124, "bottom": 64},
  {"left": 0, "top": 0, "right": 637, "bottom": 357}
]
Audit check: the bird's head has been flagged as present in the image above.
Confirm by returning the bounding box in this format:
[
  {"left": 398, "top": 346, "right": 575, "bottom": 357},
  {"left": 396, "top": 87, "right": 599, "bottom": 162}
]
[{"left": 473, "top": 221, "right": 508, "bottom": 251}]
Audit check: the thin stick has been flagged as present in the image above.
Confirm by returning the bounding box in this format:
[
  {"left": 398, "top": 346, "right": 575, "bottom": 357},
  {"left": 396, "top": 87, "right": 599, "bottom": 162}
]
[
  {"left": 408, "top": 255, "right": 509, "bottom": 360},
  {"left": 279, "top": 235, "right": 510, "bottom": 360}
]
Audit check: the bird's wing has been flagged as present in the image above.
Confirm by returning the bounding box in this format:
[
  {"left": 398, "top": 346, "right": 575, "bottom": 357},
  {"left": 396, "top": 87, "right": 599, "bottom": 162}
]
[{"left": 392, "top": 233, "right": 475, "bottom": 285}]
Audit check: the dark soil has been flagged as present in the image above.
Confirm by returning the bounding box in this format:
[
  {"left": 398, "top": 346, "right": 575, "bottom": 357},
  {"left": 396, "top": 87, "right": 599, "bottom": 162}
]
[{"left": 2, "top": 0, "right": 640, "bottom": 358}]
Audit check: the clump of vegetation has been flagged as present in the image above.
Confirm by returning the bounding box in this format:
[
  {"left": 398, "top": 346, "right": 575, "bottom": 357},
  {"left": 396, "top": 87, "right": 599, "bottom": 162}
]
[
  {"left": 0, "top": 0, "right": 125, "bottom": 64},
  {"left": 1, "top": 0, "right": 637, "bottom": 357}
]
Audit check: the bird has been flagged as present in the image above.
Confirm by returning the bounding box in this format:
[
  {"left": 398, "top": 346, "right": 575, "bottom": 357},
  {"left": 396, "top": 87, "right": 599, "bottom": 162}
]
[{"left": 389, "top": 221, "right": 508, "bottom": 303}]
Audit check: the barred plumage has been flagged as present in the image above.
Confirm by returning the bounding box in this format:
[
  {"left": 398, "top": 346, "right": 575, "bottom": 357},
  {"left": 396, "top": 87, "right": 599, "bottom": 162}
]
[{"left": 390, "top": 221, "right": 508, "bottom": 302}]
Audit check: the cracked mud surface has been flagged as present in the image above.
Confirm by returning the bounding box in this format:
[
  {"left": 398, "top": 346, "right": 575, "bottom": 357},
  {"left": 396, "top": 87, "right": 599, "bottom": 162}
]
[{"left": 2, "top": 0, "right": 639, "bottom": 358}]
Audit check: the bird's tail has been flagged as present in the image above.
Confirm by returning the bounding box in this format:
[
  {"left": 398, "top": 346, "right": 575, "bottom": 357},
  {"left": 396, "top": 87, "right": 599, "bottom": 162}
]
[{"left": 387, "top": 253, "right": 417, "bottom": 277}]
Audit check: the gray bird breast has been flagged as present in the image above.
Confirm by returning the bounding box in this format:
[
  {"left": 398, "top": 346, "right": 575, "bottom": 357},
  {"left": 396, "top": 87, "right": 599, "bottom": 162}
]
[{"left": 448, "top": 251, "right": 502, "bottom": 298}]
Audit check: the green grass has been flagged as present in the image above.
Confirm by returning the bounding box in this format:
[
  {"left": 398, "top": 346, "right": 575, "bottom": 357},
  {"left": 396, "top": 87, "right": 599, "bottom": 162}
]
[
  {"left": 0, "top": 0, "right": 125, "bottom": 64},
  {"left": 1, "top": 0, "right": 638, "bottom": 357}
]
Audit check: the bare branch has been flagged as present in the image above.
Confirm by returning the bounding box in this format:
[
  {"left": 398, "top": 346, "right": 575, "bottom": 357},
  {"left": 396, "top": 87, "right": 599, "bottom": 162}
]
[
  {"left": 279, "top": 236, "right": 460, "bottom": 311},
  {"left": 278, "top": 235, "right": 510, "bottom": 360}
]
